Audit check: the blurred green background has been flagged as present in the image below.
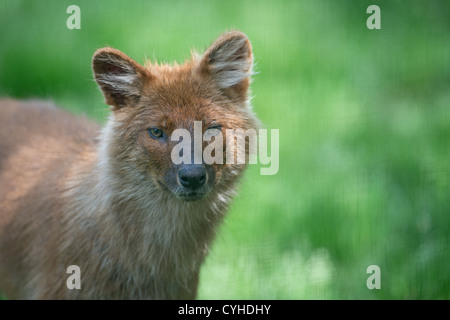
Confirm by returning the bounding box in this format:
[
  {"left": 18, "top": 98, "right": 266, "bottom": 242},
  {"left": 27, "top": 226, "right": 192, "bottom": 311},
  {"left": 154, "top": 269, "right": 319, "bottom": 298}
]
[{"left": 1, "top": 0, "right": 449, "bottom": 299}]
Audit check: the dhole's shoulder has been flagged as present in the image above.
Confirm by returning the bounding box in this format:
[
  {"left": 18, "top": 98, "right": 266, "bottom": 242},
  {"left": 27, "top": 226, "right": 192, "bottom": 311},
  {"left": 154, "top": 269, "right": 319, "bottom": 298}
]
[
  {"left": 0, "top": 98, "right": 64, "bottom": 117},
  {"left": 0, "top": 98, "right": 100, "bottom": 164},
  {"left": 0, "top": 98, "right": 100, "bottom": 137}
]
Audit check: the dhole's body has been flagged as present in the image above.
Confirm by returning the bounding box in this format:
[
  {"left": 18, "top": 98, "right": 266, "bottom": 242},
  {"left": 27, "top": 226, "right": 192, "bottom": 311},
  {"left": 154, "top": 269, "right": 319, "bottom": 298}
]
[{"left": 0, "top": 31, "right": 260, "bottom": 299}]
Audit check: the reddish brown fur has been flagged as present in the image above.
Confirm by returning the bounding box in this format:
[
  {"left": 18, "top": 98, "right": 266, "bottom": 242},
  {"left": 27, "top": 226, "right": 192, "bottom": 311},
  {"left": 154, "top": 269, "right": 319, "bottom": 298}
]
[{"left": 0, "top": 31, "right": 260, "bottom": 299}]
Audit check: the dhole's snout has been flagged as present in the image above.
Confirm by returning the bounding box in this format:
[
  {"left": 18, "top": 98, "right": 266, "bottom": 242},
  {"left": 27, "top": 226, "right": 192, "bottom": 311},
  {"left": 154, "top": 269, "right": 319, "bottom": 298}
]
[
  {"left": 177, "top": 164, "right": 207, "bottom": 190},
  {"left": 171, "top": 163, "right": 216, "bottom": 201}
]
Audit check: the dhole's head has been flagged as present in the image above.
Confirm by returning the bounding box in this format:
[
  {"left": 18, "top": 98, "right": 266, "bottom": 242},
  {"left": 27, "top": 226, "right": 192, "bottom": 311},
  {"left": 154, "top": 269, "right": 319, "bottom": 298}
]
[{"left": 92, "top": 31, "right": 260, "bottom": 202}]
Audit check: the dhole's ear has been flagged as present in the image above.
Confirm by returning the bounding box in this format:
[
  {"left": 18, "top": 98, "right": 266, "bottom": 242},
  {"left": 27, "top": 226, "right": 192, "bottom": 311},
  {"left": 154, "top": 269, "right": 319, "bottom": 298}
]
[
  {"left": 199, "top": 31, "right": 253, "bottom": 100},
  {"left": 92, "top": 48, "right": 149, "bottom": 110}
]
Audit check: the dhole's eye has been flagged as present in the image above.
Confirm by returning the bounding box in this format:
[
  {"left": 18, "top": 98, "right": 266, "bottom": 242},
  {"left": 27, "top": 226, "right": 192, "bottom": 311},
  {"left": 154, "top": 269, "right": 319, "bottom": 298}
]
[
  {"left": 205, "top": 125, "right": 222, "bottom": 137},
  {"left": 148, "top": 128, "right": 164, "bottom": 139},
  {"left": 204, "top": 125, "right": 222, "bottom": 141}
]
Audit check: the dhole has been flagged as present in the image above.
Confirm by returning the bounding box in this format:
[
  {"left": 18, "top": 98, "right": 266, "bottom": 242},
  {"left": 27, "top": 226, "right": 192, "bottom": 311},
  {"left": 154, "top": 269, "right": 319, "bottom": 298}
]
[{"left": 0, "top": 31, "right": 260, "bottom": 299}]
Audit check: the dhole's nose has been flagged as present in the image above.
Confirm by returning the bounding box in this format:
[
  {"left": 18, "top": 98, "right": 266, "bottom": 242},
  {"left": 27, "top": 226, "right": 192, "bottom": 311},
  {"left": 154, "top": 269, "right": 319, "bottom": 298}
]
[{"left": 177, "top": 165, "right": 207, "bottom": 190}]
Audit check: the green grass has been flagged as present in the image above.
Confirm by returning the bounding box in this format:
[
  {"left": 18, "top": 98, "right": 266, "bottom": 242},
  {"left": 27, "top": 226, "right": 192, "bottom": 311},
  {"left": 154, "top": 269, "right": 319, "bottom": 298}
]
[{"left": 1, "top": 0, "right": 449, "bottom": 299}]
